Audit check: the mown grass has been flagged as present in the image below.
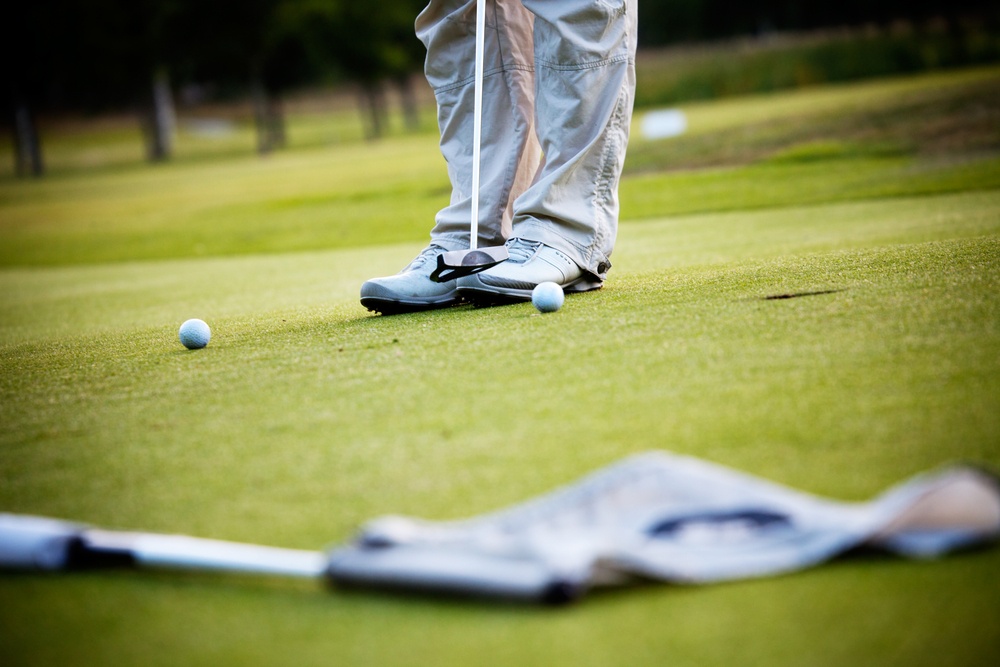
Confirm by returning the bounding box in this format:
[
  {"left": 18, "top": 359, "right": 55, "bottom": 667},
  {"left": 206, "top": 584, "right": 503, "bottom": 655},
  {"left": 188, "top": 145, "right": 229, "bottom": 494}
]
[
  {"left": 0, "top": 135, "right": 450, "bottom": 265},
  {"left": 628, "top": 66, "right": 1000, "bottom": 172},
  {"left": 3, "top": 66, "right": 997, "bottom": 267},
  {"left": 1, "top": 66, "right": 999, "bottom": 667}
]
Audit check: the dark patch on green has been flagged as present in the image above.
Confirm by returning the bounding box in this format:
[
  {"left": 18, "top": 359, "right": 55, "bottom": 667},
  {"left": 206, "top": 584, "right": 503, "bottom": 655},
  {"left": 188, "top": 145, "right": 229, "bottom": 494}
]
[{"left": 764, "top": 289, "right": 843, "bottom": 300}]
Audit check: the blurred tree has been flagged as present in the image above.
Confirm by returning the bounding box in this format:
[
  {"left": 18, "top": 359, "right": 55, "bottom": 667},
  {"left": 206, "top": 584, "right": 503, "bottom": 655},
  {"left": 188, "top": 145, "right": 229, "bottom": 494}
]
[
  {"left": 7, "top": 0, "right": 994, "bottom": 176},
  {"left": 71, "top": 0, "right": 183, "bottom": 161},
  {"left": 389, "top": 1, "right": 430, "bottom": 133},
  {"left": 11, "top": 102, "right": 44, "bottom": 177},
  {"left": 637, "top": 1, "right": 1000, "bottom": 46},
  {"left": 165, "top": 0, "right": 294, "bottom": 154},
  {"left": 2, "top": 0, "right": 184, "bottom": 168},
  {"left": 166, "top": 0, "right": 425, "bottom": 150},
  {"left": 270, "top": 0, "right": 425, "bottom": 140},
  {"left": 343, "top": 0, "right": 428, "bottom": 137},
  {"left": 3, "top": 3, "right": 49, "bottom": 176}
]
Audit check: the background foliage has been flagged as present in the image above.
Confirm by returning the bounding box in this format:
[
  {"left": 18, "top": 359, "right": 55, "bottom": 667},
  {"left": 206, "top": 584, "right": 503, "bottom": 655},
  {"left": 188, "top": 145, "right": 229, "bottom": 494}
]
[{"left": 3, "top": 0, "right": 998, "bottom": 115}]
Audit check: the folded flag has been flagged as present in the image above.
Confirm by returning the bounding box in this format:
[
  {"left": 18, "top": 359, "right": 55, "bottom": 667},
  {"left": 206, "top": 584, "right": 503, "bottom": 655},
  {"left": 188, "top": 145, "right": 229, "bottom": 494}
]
[{"left": 328, "top": 451, "right": 1000, "bottom": 602}]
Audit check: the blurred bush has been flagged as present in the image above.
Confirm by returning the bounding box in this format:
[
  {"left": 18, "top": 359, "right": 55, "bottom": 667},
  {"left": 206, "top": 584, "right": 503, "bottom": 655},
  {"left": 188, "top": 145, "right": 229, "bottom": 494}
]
[{"left": 635, "top": 21, "right": 1000, "bottom": 107}]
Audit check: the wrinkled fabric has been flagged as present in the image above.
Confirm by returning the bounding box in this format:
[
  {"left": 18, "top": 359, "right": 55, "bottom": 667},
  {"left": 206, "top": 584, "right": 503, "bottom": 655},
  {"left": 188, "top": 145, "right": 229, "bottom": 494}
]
[{"left": 328, "top": 451, "right": 1000, "bottom": 601}]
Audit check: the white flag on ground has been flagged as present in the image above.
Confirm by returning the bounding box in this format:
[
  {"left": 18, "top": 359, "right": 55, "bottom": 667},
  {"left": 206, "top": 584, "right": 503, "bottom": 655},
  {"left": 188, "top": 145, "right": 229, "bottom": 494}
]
[{"left": 328, "top": 451, "right": 1000, "bottom": 602}]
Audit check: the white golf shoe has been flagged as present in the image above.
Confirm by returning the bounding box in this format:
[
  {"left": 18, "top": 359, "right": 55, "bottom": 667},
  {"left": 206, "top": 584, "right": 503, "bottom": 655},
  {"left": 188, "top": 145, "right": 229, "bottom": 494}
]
[
  {"left": 360, "top": 245, "right": 463, "bottom": 314},
  {"left": 457, "top": 238, "right": 602, "bottom": 304}
]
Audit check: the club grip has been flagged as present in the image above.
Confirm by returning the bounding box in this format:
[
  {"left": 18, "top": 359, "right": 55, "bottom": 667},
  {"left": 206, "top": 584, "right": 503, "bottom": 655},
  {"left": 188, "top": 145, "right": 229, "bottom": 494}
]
[
  {"left": 0, "top": 513, "right": 85, "bottom": 570},
  {"left": 327, "top": 544, "right": 583, "bottom": 603}
]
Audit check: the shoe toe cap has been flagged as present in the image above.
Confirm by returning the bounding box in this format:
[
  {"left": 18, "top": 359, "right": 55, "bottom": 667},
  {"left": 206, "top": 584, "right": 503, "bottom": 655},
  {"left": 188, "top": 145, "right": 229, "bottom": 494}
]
[{"left": 360, "top": 280, "right": 397, "bottom": 299}]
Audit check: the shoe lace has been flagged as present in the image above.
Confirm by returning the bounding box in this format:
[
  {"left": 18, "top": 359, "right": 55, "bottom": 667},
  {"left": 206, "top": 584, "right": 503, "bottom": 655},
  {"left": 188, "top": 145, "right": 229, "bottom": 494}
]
[
  {"left": 506, "top": 238, "right": 541, "bottom": 263},
  {"left": 406, "top": 244, "right": 447, "bottom": 271}
]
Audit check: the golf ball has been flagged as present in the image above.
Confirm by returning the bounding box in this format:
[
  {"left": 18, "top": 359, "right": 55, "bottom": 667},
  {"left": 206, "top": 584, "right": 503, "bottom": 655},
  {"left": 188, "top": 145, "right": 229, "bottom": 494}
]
[
  {"left": 178, "top": 318, "right": 211, "bottom": 349},
  {"left": 532, "top": 282, "right": 564, "bottom": 313}
]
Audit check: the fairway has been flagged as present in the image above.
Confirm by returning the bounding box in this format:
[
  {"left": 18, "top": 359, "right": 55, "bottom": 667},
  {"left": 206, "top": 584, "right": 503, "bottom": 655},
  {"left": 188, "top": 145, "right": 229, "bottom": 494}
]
[{"left": 2, "top": 67, "right": 999, "bottom": 666}]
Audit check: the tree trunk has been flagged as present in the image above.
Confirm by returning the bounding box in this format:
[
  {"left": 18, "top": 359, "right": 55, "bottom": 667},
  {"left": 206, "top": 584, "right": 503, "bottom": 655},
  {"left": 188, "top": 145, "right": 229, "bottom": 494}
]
[
  {"left": 13, "top": 99, "right": 44, "bottom": 177},
  {"left": 395, "top": 73, "right": 420, "bottom": 133},
  {"left": 141, "top": 69, "right": 175, "bottom": 162},
  {"left": 252, "top": 80, "right": 286, "bottom": 154},
  {"left": 359, "top": 81, "right": 387, "bottom": 141}
]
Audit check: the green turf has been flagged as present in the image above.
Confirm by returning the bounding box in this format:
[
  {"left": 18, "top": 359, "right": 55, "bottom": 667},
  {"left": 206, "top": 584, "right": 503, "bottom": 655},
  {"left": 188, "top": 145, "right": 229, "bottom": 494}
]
[{"left": 1, "top": 67, "right": 999, "bottom": 666}]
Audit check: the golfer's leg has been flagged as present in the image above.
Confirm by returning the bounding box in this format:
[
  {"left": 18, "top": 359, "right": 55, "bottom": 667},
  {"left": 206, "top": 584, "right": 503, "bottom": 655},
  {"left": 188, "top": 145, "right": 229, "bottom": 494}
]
[
  {"left": 359, "top": 0, "right": 539, "bottom": 313},
  {"left": 417, "top": 0, "right": 541, "bottom": 251},
  {"left": 514, "top": 0, "right": 637, "bottom": 281}
]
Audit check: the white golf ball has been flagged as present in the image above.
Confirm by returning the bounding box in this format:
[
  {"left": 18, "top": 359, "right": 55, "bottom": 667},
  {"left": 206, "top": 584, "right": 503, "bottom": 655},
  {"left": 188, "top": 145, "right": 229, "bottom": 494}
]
[
  {"left": 532, "top": 282, "right": 564, "bottom": 313},
  {"left": 178, "top": 318, "right": 211, "bottom": 349}
]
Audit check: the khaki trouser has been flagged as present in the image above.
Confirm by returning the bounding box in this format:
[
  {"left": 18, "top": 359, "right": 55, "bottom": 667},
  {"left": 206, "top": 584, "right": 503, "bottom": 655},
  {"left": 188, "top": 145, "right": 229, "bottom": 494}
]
[{"left": 416, "top": 0, "right": 637, "bottom": 280}]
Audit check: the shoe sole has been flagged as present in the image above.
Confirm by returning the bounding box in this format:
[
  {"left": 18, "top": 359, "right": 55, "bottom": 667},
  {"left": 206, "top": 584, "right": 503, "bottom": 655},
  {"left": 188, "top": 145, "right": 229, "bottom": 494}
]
[
  {"left": 457, "top": 275, "right": 602, "bottom": 306},
  {"left": 361, "top": 295, "right": 464, "bottom": 315}
]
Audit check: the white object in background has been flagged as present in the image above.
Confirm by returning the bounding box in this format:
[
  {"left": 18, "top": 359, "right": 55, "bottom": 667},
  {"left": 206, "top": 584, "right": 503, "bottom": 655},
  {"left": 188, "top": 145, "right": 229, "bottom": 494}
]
[{"left": 641, "top": 109, "right": 688, "bottom": 140}]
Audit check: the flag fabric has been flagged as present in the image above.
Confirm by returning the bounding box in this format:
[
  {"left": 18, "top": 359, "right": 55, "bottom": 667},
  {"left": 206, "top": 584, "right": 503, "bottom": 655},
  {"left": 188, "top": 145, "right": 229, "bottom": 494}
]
[{"left": 328, "top": 451, "right": 1000, "bottom": 602}]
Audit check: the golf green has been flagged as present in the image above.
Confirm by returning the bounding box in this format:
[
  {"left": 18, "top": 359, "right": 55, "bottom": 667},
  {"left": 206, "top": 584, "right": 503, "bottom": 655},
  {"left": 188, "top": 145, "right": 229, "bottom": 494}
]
[{"left": 1, "top": 66, "right": 998, "bottom": 667}]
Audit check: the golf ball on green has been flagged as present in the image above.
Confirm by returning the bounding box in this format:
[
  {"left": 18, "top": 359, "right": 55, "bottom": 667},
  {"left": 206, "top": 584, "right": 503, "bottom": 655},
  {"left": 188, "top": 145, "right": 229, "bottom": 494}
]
[
  {"left": 532, "top": 282, "right": 564, "bottom": 313},
  {"left": 179, "top": 318, "right": 211, "bottom": 349}
]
